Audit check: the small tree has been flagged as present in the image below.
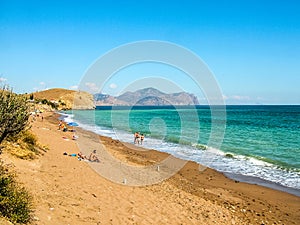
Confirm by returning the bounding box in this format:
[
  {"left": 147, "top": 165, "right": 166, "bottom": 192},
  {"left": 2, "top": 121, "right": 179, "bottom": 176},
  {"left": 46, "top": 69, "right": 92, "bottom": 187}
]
[{"left": 0, "top": 86, "right": 30, "bottom": 144}]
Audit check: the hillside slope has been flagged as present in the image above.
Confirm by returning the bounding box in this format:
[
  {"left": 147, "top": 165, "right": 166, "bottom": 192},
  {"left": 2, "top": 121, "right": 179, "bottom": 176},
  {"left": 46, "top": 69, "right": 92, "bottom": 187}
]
[{"left": 33, "top": 88, "right": 95, "bottom": 110}]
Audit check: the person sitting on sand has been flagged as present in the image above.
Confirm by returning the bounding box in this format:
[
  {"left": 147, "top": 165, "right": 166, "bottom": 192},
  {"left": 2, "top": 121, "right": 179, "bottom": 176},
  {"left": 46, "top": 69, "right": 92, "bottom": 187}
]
[
  {"left": 89, "top": 150, "right": 100, "bottom": 162},
  {"left": 61, "top": 123, "right": 68, "bottom": 132},
  {"left": 72, "top": 134, "right": 79, "bottom": 140}
]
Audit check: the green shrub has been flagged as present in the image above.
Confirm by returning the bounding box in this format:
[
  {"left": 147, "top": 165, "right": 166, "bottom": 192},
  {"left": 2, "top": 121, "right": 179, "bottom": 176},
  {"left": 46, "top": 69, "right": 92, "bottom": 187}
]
[
  {"left": 38, "top": 98, "right": 58, "bottom": 109},
  {"left": 0, "top": 86, "right": 30, "bottom": 144},
  {"left": 0, "top": 161, "right": 33, "bottom": 224}
]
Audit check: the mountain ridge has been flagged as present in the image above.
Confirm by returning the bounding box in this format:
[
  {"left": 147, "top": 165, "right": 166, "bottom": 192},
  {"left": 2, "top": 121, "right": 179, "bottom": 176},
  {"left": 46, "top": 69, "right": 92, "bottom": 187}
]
[{"left": 94, "top": 87, "right": 199, "bottom": 106}]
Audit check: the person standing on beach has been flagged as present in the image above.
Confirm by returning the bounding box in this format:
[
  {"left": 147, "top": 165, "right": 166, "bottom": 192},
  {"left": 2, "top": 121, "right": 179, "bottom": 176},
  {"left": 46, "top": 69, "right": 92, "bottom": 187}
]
[
  {"left": 140, "top": 134, "right": 144, "bottom": 145},
  {"left": 134, "top": 132, "right": 140, "bottom": 144},
  {"left": 58, "top": 120, "right": 63, "bottom": 130}
]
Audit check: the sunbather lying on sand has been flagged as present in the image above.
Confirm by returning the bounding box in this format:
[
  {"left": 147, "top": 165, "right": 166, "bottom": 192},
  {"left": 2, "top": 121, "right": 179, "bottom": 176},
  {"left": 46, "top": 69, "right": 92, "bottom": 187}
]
[{"left": 78, "top": 152, "right": 87, "bottom": 160}]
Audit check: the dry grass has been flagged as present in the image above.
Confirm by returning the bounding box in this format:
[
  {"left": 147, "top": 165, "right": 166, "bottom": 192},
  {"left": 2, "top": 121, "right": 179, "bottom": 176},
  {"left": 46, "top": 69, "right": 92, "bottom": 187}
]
[
  {"left": 32, "top": 88, "right": 76, "bottom": 102},
  {"left": 2, "top": 131, "right": 48, "bottom": 160}
]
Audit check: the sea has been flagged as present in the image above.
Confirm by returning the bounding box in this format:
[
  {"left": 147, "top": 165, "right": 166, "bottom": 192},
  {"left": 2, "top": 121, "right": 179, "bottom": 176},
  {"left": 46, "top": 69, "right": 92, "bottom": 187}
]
[{"left": 62, "top": 105, "right": 300, "bottom": 195}]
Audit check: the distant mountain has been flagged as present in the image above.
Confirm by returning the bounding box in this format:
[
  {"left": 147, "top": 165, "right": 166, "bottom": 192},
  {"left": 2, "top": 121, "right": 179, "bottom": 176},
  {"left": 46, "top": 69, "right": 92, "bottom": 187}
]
[{"left": 94, "top": 87, "right": 199, "bottom": 106}]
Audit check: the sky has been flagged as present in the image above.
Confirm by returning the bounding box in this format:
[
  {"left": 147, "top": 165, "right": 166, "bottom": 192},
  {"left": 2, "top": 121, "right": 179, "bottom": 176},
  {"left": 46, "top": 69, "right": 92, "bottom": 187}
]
[{"left": 0, "top": 0, "right": 300, "bottom": 104}]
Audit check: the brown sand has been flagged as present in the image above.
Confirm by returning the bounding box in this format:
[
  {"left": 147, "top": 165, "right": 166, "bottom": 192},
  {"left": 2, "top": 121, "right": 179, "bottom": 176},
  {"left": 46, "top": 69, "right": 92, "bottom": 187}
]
[{"left": 2, "top": 112, "right": 299, "bottom": 225}]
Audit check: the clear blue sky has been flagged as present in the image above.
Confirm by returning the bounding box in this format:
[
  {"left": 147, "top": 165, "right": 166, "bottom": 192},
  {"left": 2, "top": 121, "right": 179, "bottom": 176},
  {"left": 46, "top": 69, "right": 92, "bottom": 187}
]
[{"left": 1, "top": 0, "right": 299, "bottom": 104}]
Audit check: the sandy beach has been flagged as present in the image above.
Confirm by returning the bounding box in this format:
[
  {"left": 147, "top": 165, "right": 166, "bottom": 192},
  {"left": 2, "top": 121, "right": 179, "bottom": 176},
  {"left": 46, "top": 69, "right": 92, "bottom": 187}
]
[{"left": 2, "top": 111, "right": 299, "bottom": 225}]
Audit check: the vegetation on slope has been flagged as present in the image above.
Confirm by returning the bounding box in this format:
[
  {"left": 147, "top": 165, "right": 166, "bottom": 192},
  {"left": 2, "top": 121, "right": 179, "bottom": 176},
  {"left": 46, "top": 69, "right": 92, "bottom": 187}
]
[
  {"left": 0, "top": 86, "right": 35, "bottom": 224},
  {"left": 0, "top": 161, "right": 33, "bottom": 224}
]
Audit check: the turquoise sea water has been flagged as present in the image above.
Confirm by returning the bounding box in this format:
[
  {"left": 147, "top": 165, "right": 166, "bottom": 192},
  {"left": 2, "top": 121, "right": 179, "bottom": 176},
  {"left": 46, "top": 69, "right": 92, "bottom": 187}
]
[{"left": 63, "top": 105, "right": 300, "bottom": 191}]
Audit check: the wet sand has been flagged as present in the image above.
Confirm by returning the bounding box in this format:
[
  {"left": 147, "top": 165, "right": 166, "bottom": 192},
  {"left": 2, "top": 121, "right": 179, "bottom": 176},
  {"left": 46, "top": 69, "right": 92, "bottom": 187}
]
[{"left": 2, "top": 112, "right": 299, "bottom": 224}]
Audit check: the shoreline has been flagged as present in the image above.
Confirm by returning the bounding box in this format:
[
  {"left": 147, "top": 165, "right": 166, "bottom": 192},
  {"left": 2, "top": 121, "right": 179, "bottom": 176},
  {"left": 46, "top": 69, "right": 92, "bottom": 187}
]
[
  {"left": 59, "top": 111, "right": 300, "bottom": 197},
  {"left": 223, "top": 172, "right": 300, "bottom": 197},
  {"left": 2, "top": 111, "right": 299, "bottom": 224}
]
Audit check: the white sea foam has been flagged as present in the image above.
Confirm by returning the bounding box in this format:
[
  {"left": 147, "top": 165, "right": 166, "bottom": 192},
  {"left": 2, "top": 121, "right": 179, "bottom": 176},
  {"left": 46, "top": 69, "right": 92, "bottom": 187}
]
[{"left": 58, "top": 112, "right": 74, "bottom": 123}]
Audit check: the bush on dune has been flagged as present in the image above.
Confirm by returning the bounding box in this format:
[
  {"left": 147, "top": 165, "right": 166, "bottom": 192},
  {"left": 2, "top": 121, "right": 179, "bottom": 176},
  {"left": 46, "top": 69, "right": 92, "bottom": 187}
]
[
  {"left": 0, "top": 86, "right": 48, "bottom": 158},
  {"left": 0, "top": 161, "right": 33, "bottom": 224},
  {"left": 0, "top": 86, "right": 30, "bottom": 145}
]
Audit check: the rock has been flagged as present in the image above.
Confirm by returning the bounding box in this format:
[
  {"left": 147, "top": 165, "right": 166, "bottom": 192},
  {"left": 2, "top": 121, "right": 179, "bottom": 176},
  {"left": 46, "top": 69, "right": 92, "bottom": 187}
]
[{"left": 33, "top": 216, "right": 40, "bottom": 221}]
